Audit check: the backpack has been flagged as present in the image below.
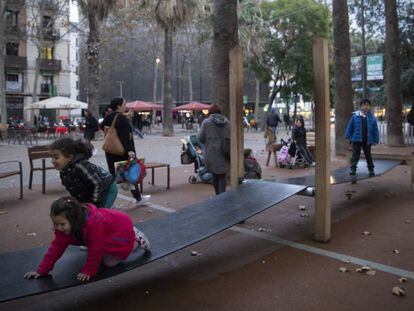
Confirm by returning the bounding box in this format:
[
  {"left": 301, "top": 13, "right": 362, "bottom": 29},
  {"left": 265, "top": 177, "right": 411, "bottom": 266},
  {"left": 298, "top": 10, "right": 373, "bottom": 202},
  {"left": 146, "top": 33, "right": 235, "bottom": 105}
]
[{"left": 116, "top": 158, "right": 147, "bottom": 185}]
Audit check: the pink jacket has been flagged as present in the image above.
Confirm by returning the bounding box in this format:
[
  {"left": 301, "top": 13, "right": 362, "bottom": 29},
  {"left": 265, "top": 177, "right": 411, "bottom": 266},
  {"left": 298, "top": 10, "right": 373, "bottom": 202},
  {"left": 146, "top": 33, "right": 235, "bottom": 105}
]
[{"left": 37, "top": 204, "right": 135, "bottom": 277}]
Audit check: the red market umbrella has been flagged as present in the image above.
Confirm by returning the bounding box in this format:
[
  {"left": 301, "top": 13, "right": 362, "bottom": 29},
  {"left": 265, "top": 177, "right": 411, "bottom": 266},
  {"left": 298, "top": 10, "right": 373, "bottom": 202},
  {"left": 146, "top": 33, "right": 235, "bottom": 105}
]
[
  {"left": 172, "top": 102, "right": 211, "bottom": 112},
  {"left": 126, "top": 100, "right": 163, "bottom": 111}
]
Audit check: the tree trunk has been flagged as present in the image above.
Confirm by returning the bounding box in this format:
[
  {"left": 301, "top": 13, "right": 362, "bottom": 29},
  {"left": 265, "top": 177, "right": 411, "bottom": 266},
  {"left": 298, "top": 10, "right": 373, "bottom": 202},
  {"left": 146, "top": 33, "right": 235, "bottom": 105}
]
[
  {"left": 188, "top": 55, "right": 193, "bottom": 102},
  {"left": 333, "top": 0, "right": 354, "bottom": 155},
  {"left": 0, "top": 1, "right": 6, "bottom": 124},
  {"left": 32, "top": 49, "right": 41, "bottom": 104},
  {"left": 153, "top": 58, "right": 158, "bottom": 103},
  {"left": 86, "top": 13, "right": 100, "bottom": 118},
  {"left": 162, "top": 27, "right": 174, "bottom": 136},
  {"left": 212, "top": 0, "right": 238, "bottom": 118},
  {"left": 385, "top": 0, "right": 403, "bottom": 146},
  {"left": 254, "top": 78, "right": 260, "bottom": 124}
]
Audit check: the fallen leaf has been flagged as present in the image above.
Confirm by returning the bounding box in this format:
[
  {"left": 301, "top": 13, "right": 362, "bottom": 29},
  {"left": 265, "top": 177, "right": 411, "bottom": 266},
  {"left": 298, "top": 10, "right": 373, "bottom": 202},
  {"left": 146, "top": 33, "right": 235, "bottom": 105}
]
[
  {"left": 145, "top": 290, "right": 150, "bottom": 295},
  {"left": 356, "top": 268, "right": 363, "bottom": 273},
  {"left": 339, "top": 267, "right": 348, "bottom": 273},
  {"left": 27, "top": 233, "right": 37, "bottom": 236},
  {"left": 341, "top": 258, "right": 351, "bottom": 264},
  {"left": 298, "top": 205, "right": 306, "bottom": 211},
  {"left": 262, "top": 260, "right": 266, "bottom": 264},
  {"left": 392, "top": 286, "right": 406, "bottom": 297},
  {"left": 300, "top": 213, "right": 310, "bottom": 218},
  {"left": 191, "top": 251, "right": 201, "bottom": 257},
  {"left": 398, "top": 277, "right": 408, "bottom": 284},
  {"left": 393, "top": 249, "right": 401, "bottom": 254},
  {"left": 366, "top": 270, "right": 377, "bottom": 276},
  {"left": 361, "top": 265, "right": 372, "bottom": 271},
  {"left": 362, "top": 231, "right": 371, "bottom": 236},
  {"left": 0, "top": 210, "right": 7, "bottom": 215}
]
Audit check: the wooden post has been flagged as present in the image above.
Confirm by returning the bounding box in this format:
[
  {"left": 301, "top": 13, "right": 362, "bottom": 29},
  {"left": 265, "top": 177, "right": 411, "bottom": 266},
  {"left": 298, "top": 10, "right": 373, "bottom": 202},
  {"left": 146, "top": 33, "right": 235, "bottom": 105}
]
[
  {"left": 313, "top": 38, "right": 331, "bottom": 242},
  {"left": 229, "top": 46, "right": 244, "bottom": 187}
]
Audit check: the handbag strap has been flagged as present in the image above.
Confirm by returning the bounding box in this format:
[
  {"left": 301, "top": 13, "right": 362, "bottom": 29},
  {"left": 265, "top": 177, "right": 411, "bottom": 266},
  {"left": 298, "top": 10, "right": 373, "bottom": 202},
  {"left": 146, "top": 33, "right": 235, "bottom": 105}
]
[{"left": 110, "top": 113, "right": 121, "bottom": 129}]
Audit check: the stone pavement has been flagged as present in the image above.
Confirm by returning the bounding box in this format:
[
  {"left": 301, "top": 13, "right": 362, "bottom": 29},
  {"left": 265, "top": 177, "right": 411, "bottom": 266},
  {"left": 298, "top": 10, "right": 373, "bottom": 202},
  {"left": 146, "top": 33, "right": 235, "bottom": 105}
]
[{"left": 1, "top": 125, "right": 414, "bottom": 310}]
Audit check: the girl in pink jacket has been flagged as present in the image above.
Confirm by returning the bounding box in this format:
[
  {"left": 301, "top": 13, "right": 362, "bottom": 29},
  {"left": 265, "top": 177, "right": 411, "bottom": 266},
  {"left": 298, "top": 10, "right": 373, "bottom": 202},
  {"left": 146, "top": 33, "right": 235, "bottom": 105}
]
[{"left": 24, "top": 196, "right": 151, "bottom": 282}]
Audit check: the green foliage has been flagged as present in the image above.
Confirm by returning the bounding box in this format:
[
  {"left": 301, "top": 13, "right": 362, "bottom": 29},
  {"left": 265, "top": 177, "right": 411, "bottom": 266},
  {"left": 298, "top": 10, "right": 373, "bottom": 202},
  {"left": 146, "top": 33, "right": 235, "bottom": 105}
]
[{"left": 250, "top": 0, "right": 330, "bottom": 102}]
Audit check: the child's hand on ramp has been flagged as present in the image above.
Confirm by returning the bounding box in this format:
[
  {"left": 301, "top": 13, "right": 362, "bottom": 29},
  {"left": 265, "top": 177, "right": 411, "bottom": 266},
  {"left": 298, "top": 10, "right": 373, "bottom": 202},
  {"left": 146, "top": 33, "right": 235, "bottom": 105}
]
[
  {"left": 24, "top": 271, "right": 40, "bottom": 279},
  {"left": 77, "top": 272, "right": 90, "bottom": 282}
]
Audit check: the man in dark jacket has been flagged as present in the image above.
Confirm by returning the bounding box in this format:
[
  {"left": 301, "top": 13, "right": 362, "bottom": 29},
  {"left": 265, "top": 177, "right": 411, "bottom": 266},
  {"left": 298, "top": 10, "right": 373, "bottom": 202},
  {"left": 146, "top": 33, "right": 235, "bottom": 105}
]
[{"left": 266, "top": 110, "right": 282, "bottom": 134}]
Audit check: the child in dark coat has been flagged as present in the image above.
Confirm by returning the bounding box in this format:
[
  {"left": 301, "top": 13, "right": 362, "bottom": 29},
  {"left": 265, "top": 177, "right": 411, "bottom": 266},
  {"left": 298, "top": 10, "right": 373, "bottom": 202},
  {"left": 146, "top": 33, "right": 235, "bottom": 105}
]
[
  {"left": 292, "top": 117, "right": 315, "bottom": 166},
  {"left": 345, "top": 98, "right": 379, "bottom": 176},
  {"left": 244, "top": 148, "right": 262, "bottom": 179}
]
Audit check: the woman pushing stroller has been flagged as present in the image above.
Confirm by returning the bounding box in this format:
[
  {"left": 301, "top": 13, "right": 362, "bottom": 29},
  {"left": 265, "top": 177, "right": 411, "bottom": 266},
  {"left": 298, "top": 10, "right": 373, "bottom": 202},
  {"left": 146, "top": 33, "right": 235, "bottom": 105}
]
[{"left": 292, "top": 117, "right": 315, "bottom": 167}]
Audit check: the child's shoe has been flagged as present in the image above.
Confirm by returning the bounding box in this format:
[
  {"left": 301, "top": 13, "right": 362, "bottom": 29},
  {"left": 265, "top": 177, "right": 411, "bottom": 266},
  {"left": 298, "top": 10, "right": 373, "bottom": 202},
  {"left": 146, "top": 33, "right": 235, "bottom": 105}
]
[{"left": 133, "top": 227, "right": 151, "bottom": 252}]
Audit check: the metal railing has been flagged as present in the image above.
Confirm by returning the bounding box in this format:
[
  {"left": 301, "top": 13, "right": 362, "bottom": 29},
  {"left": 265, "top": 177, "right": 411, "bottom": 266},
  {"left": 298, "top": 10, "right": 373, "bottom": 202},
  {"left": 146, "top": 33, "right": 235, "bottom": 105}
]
[{"left": 378, "top": 121, "right": 414, "bottom": 145}]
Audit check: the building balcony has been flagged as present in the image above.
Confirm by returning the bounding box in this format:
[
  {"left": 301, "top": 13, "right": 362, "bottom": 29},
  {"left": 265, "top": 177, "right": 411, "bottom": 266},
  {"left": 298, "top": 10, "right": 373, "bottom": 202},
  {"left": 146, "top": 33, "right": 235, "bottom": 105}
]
[
  {"left": 5, "top": 55, "right": 27, "bottom": 70},
  {"left": 41, "top": 29, "right": 60, "bottom": 41},
  {"left": 6, "top": 81, "right": 23, "bottom": 93},
  {"left": 37, "top": 59, "right": 62, "bottom": 72}
]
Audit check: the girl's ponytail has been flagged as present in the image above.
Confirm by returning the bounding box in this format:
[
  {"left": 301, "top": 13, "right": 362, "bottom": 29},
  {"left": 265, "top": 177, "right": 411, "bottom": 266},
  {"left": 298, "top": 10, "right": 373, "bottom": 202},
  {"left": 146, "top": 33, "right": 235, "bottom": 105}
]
[{"left": 75, "top": 139, "right": 93, "bottom": 159}]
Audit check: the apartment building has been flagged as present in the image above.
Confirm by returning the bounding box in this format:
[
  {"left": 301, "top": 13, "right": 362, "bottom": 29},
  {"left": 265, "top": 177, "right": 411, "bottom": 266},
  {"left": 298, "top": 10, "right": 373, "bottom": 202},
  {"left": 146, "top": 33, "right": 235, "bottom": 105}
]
[{"left": 4, "top": 0, "right": 71, "bottom": 122}]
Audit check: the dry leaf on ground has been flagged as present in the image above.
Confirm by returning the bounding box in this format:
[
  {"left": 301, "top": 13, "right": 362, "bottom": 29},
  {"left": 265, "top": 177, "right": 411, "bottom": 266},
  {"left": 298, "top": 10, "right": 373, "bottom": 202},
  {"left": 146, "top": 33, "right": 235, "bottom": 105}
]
[
  {"left": 392, "top": 286, "right": 406, "bottom": 297},
  {"left": 298, "top": 205, "right": 306, "bottom": 211},
  {"left": 27, "top": 233, "right": 37, "bottom": 236},
  {"left": 341, "top": 258, "right": 350, "bottom": 264},
  {"left": 0, "top": 210, "right": 7, "bottom": 214},
  {"left": 398, "top": 277, "right": 408, "bottom": 284},
  {"left": 366, "top": 270, "right": 377, "bottom": 276},
  {"left": 393, "top": 249, "right": 401, "bottom": 254},
  {"left": 339, "top": 267, "right": 348, "bottom": 273},
  {"left": 362, "top": 231, "right": 371, "bottom": 236},
  {"left": 300, "top": 213, "right": 310, "bottom": 218}
]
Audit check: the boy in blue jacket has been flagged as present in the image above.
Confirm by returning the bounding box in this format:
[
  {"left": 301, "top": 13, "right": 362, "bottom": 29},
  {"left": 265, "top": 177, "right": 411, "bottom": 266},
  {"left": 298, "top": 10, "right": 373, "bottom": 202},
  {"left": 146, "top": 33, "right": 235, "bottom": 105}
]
[{"left": 345, "top": 99, "right": 379, "bottom": 176}]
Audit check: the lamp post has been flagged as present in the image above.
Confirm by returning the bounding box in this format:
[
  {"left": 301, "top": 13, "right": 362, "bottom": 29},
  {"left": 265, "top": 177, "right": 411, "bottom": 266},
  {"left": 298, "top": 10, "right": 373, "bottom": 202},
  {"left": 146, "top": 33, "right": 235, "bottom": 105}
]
[{"left": 153, "top": 57, "right": 161, "bottom": 103}]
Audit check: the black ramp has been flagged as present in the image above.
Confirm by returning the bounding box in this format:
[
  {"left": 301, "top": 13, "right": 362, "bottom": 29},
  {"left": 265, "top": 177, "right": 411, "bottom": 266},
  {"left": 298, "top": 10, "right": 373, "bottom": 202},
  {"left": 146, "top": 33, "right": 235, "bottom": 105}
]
[
  {"left": 0, "top": 181, "right": 306, "bottom": 302},
  {"left": 269, "top": 159, "right": 400, "bottom": 186}
]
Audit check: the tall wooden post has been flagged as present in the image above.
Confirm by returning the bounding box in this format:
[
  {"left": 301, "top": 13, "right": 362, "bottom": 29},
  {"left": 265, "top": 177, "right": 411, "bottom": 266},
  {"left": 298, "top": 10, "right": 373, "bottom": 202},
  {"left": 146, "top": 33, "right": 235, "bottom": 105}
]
[
  {"left": 229, "top": 46, "right": 244, "bottom": 187},
  {"left": 313, "top": 38, "right": 331, "bottom": 242}
]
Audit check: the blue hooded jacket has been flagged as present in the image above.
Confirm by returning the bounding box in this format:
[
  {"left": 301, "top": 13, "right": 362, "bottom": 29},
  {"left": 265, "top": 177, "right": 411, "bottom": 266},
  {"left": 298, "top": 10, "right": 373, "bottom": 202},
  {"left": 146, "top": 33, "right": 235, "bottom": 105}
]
[{"left": 345, "top": 110, "right": 379, "bottom": 144}]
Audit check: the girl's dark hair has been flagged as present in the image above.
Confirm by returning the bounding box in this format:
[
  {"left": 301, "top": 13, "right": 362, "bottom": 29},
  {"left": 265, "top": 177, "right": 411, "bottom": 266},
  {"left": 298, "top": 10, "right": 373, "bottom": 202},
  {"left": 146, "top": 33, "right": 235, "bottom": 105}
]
[
  {"left": 110, "top": 97, "right": 125, "bottom": 111},
  {"left": 208, "top": 104, "right": 222, "bottom": 115},
  {"left": 50, "top": 196, "right": 87, "bottom": 232},
  {"left": 49, "top": 137, "right": 94, "bottom": 159},
  {"left": 244, "top": 148, "right": 252, "bottom": 158},
  {"left": 295, "top": 117, "right": 304, "bottom": 125}
]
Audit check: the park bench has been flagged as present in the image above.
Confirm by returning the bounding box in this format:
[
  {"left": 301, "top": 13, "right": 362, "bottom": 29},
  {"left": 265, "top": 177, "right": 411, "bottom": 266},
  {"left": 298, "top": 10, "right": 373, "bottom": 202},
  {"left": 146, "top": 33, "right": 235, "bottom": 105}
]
[
  {"left": 27, "top": 145, "right": 54, "bottom": 194},
  {"left": 0, "top": 161, "right": 23, "bottom": 199},
  {"left": 141, "top": 162, "right": 170, "bottom": 192}
]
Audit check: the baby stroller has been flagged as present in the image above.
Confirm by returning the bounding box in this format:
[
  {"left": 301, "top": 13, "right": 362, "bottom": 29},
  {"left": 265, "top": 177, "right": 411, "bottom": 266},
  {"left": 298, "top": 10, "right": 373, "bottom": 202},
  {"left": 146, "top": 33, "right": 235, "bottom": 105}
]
[
  {"left": 181, "top": 135, "right": 212, "bottom": 184},
  {"left": 278, "top": 139, "right": 309, "bottom": 169}
]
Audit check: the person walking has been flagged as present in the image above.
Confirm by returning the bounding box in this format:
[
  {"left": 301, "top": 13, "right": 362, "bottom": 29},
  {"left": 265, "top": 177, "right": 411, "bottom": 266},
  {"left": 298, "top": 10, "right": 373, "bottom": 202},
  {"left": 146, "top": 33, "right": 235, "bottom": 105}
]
[
  {"left": 83, "top": 110, "right": 99, "bottom": 141},
  {"left": 266, "top": 109, "right": 282, "bottom": 134},
  {"left": 101, "top": 97, "right": 147, "bottom": 203},
  {"left": 345, "top": 98, "right": 379, "bottom": 176},
  {"left": 198, "top": 104, "right": 230, "bottom": 195}
]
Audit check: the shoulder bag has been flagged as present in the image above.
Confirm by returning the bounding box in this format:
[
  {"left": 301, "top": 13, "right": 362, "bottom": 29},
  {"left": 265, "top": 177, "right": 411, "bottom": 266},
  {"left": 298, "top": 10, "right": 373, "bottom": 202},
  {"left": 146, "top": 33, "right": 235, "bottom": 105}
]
[{"left": 102, "top": 113, "right": 125, "bottom": 156}]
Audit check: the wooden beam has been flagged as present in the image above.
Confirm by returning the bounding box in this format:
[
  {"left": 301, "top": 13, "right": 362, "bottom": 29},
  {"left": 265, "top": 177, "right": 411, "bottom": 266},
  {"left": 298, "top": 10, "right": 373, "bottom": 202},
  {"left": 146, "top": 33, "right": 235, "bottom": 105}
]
[
  {"left": 313, "top": 38, "right": 331, "bottom": 242},
  {"left": 229, "top": 46, "right": 244, "bottom": 187}
]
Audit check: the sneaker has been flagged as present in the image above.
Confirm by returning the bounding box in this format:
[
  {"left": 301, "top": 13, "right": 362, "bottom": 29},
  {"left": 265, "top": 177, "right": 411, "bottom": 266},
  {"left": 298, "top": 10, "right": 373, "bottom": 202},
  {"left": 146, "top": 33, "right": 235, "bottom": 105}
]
[
  {"left": 79, "top": 245, "right": 87, "bottom": 251},
  {"left": 368, "top": 170, "right": 375, "bottom": 177},
  {"left": 349, "top": 168, "right": 356, "bottom": 175},
  {"left": 136, "top": 194, "right": 151, "bottom": 205},
  {"left": 133, "top": 227, "right": 151, "bottom": 252}
]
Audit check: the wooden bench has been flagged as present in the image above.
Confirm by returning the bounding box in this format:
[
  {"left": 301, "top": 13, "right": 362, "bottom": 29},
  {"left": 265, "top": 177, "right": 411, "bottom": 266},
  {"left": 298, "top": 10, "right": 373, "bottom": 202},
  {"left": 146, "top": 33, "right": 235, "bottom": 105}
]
[
  {"left": 141, "top": 162, "right": 170, "bottom": 192},
  {"left": 0, "top": 161, "right": 23, "bottom": 199},
  {"left": 27, "top": 145, "right": 54, "bottom": 194}
]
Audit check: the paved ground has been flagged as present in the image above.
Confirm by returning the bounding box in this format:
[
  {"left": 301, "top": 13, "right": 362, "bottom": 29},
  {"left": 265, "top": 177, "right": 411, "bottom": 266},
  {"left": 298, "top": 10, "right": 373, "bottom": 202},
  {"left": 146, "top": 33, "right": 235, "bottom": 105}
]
[{"left": 1, "top": 125, "right": 414, "bottom": 311}]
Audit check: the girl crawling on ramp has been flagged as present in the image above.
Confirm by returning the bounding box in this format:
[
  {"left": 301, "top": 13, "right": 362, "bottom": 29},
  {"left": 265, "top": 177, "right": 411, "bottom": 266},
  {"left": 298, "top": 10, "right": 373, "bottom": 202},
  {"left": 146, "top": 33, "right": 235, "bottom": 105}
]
[{"left": 24, "top": 196, "right": 151, "bottom": 282}]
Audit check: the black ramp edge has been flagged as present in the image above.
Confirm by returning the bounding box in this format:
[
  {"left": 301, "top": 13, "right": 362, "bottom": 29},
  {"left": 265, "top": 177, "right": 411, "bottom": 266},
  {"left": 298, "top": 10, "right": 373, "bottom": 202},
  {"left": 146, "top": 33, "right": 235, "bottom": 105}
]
[
  {"left": 0, "top": 181, "right": 306, "bottom": 303},
  {"left": 267, "top": 159, "right": 400, "bottom": 186}
]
